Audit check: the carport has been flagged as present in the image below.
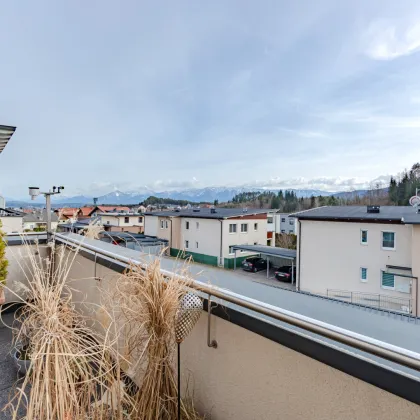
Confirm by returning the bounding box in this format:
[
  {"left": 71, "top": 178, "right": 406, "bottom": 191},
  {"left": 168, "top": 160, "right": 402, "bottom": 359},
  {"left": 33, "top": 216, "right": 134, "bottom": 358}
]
[{"left": 232, "top": 245, "right": 297, "bottom": 284}]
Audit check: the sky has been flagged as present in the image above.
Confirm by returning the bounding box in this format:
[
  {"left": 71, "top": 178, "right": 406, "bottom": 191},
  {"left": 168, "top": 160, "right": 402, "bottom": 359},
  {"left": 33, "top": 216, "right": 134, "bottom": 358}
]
[{"left": 1, "top": 1, "right": 420, "bottom": 198}]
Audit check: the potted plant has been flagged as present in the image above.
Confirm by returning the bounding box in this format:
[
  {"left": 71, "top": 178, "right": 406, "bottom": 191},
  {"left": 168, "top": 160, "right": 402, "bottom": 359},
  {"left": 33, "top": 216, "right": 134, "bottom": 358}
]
[{"left": 0, "top": 220, "right": 8, "bottom": 305}]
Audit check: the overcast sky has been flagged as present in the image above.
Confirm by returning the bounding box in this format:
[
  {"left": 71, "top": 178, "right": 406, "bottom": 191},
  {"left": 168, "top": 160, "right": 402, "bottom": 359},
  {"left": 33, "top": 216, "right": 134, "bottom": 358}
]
[{"left": 1, "top": 1, "right": 420, "bottom": 197}]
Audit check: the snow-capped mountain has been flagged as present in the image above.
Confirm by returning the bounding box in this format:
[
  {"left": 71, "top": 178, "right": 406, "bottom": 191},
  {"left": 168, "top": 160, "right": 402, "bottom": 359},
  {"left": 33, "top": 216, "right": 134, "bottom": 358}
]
[{"left": 47, "top": 186, "right": 334, "bottom": 205}]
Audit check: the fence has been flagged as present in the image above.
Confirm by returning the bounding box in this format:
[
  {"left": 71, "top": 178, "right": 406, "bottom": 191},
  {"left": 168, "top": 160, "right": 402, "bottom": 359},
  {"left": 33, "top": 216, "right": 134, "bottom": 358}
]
[{"left": 327, "top": 289, "right": 413, "bottom": 315}]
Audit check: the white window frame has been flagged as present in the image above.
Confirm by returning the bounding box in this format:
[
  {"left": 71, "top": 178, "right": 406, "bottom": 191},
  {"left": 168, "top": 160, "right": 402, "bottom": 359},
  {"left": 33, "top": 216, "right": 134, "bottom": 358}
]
[
  {"left": 229, "top": 246, "right": 235, "bottom": 255},
  {"left": 289, "top": 220, "right": 294, "bottom": 226},
  {"left": 241, "top": 223, "right": 248, "bottom": 233},
  {"left": 381, "top": 270, "right": 395, "bottom": 290},
  {"left": 381, "top": 231, "right": 396, "bottom": 251},
  {"left": 229, "top": 223, "right": 237, "bottom": 234},
  {"left": 360, "top": 267, "right": 368, "bottom": 283},
  {"left": 160, "top": 220, "right": 164, "bottom": 229},
  {"left": 165, "top": 220, "right": 169, "bottom": 229},
  {"left": 254, "top": 222, "right": 258, "bottom": 231},
  {"left": 185, "top": 240, "right": 189, "bottom": 249},
  {"left": 360, "top": 229, "right": 368, "bottom": 245},
  {"left": 185, "top": 221, "right": 190, "bottom": 230}
]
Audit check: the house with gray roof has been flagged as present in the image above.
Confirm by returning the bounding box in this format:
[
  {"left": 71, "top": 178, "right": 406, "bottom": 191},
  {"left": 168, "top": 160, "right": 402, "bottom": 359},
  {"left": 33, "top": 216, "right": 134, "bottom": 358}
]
[
  {"left": 291, "top": 205, "right": 420, "bottom": 315},
  {"left": 144, "top": 208, "right": 271, "bottom": 267}
]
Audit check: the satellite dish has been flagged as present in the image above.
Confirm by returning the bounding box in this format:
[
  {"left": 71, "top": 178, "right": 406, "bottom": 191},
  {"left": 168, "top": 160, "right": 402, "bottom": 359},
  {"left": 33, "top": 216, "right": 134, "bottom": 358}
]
[{"left": 409, "top": 196, "right": 420, "bottom": 207}]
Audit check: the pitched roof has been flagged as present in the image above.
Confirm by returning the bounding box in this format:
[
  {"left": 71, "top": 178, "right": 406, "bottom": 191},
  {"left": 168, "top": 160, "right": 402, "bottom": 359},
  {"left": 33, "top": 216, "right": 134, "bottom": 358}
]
[
  {"left": 291, "top": 206, "right": 420, "bottom": 225},
  {"left": 94, "top": 206, "right": 131, "bottom": 213},
  {"left": 79, "top": 207, "right": 94, "bottom": 217},
  {"left": 145, "top": 208, "right": 270, "bottom": 219},
  {"left": 56, "top": 208, "right": 80, "bottom": 217}
]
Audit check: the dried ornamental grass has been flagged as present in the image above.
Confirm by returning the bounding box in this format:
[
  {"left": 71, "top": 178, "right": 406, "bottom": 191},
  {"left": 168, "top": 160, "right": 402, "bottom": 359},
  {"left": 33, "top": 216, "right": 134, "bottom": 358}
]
[
  {"left": 112, "top": 259, "right": 205, "bottom": 420},
  {"left": 3, "top": 237, "right": 133, "bottom": 420}
]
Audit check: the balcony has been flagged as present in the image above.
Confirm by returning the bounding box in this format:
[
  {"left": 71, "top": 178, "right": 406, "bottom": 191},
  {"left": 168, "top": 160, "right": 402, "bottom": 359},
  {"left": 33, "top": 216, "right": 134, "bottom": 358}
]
[{"left": 2, "top": 232, "right": 420, "bottom": 419}]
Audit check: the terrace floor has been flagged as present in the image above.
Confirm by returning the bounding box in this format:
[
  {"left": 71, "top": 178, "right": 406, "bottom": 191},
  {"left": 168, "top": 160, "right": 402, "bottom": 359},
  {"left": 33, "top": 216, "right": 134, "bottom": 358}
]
[{"left": 0, "top": 311, "right": 25, "bottom": 419}]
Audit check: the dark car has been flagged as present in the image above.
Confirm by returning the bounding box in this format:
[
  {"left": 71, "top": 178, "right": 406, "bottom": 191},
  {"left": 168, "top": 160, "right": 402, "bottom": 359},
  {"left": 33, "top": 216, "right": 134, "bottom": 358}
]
[
  {"left": 275, "top": 266, "right": 295, "bottom": 282},
  {"left": 242, "top": 256, "right": 268, "bottom": 272}
]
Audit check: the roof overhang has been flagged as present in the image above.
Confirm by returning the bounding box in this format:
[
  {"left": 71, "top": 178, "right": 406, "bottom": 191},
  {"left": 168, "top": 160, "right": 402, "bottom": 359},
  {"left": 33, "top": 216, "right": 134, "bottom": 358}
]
[{"left": 0, "top": 125, "right": 16, "bottom": 154}]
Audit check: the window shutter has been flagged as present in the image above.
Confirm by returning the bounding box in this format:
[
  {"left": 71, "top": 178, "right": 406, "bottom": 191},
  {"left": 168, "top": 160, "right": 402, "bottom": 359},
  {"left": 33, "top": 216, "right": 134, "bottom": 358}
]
[{"left": 382, "top": 272, "right": 395, "bottom": 288}]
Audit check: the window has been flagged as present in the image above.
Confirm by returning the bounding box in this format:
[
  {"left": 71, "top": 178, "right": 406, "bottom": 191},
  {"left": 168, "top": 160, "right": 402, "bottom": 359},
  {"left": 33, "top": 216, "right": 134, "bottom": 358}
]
[
  {"left": 124, "top": 216, "right": 129, "bottom": 223},
  {"left": 185, "top": 240, "right": 189, "bottom": 249},
  {"left": 360, "top": 267, "right": 368, "bottom": 282},
  {"left": 195, "top": 241, "right": 199, "bottom": 249},
  {"left": 254, "top": 242, "right": 258, "bottom": 245},
  {"left": 281, "top": 229, "right": 285, "bottom": 233},
  {"left": 196, "top": 222, "right": 199, "bottom": 230},
  {"left": 241, "top": 223, "right": 248, "bottom": 233},
  {"left": 185, "top": 221, "right": 190, "bottom": 230},
  {"left": 107, "top": 221, "right": 110, "bottom": 225},
  {"left": 229, "top": 223, "right": 237, "bottom": 233},
  {"left": 229, "top": 246, "right": 235, "bottom": 255},
  {"left": 289, "top": 230, "right": 294, "bottom": 234},
  {"left": 138, "top": 217, "right": 143, "bottom": 223},
  {"left": 254, "top": 223, "right": 258, "bottom": 231},
  {"left": 267, "top": 217, "right": 273, "bottom": 224},
  {"left": 361, "top": 230, "right": 368, "bottom": 245},
  {"left": 381, "top": 271, "right": 395, "bottom": 289},
  {"left": 160, "top": 220, "right": 164, "bottom": 229},
  {"left": 382, "top": 232, "right": 395, "bottom": 249},
  {"left": 289, "top": 220, "right": 294, "bottom": 226},
  {"left": 165, "top": 220, "right": 168, "bottom": 229},
  {"left": 281, "top": 218, "right": 286, "bottom": 222}
]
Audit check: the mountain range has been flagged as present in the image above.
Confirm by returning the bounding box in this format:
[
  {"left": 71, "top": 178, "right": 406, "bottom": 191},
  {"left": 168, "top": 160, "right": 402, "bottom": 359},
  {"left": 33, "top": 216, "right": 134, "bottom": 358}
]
[{"left": 5, "top": 186, "right": 380, "bottom": 207}]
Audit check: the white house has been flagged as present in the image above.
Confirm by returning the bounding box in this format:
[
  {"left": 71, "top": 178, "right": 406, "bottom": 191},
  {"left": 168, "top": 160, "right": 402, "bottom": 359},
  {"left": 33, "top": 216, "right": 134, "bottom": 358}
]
[
  {"left": 292, "top": 205, "right": 420, "bottom": 315},
  {"left": 144, "top": 208, "right": 270, "bottom": 268},
  {"left": 99, "top": 212, "right": 144, "bottom": 233},
  {"left": 275, "top": 213, "right": 297, "bottom": 234}
]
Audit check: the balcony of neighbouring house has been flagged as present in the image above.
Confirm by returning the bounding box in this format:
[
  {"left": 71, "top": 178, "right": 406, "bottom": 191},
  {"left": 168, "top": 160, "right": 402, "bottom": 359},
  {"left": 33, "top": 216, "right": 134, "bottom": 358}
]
[{"left": 2, "top": 232, "right": 420, "bottom": 419}]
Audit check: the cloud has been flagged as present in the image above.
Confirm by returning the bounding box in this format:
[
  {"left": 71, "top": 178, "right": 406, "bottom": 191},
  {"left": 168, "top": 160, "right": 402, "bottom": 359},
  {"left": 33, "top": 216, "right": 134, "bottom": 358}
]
[{"left": 364, "top": 20, "right": 420, "bottom": 60}]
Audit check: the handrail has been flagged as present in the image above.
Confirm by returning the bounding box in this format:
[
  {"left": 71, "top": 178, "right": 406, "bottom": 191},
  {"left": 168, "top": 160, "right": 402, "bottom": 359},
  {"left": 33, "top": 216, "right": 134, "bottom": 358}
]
[{"left": 54, "top": 232, "right": 420, "bottom": 373}]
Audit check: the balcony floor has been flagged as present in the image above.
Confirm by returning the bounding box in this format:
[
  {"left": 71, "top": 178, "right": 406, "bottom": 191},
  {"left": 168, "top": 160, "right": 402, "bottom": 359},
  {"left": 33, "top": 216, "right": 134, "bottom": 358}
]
[{"left": 0, "top": 311, "right": 25, "bottom": 420}]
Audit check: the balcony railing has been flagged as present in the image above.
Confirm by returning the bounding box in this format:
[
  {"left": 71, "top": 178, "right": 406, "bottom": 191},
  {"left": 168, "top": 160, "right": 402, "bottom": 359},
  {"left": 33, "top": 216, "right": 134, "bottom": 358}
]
[
  {"left": 4, "top": 233, "right": 420, "bottom": 419},
  {"left": 327, "top": 289, "right": 413, "bottom": 315}
]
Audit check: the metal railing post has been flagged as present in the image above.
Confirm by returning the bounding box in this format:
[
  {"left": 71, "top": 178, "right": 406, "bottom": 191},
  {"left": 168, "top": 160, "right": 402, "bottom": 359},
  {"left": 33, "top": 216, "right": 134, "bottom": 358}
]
[{"left": 207, "top": 294, "right": 217, "bottom": 349}]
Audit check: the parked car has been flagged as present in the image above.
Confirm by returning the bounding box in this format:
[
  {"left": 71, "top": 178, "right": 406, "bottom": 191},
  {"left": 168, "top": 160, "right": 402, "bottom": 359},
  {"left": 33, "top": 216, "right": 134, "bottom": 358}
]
[
  {"left": 275, "top": 266, "right": 295, "bottom": 282},
  {"left": 242, "top": 257, "right": 268, "bottom": 272}
]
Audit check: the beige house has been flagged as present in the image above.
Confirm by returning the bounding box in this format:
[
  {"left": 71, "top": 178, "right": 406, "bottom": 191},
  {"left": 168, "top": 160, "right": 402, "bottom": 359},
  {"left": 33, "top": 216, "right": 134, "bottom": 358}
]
[
  {"left": 144, "top": 208, "right": 269, "bottom": 268},
  {"left": 99, "top": 212, "right": 144, "bottom": 233},
  {"left": 293, "top": 205, "right": 420, "bottom": 315},
  {"left": 0, "top": 211, "right": 23, "bottom": 233}
]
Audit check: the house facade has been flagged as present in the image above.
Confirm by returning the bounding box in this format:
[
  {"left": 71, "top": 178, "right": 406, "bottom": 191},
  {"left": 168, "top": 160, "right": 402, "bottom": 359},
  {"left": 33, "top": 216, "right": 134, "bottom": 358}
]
[
  {"left": 99, "top": 212, "right": 144, "bottom": 233},
  {"left": 0, "top": 209, "right": 22, "bottom": 233},
  {"left": 144, "top": 208, "right": 269, "bottom": 268},
  {"left": 293, "top": 206, "right": 420, "bottom": 315},
  {"left": 275, "top": 213, "right": 297, "bottom": 234}
]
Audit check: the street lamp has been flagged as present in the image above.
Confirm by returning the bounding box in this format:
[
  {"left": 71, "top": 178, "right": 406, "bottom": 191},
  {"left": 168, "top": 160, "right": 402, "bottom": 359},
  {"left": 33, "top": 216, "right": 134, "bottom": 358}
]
[{"left": 28, "top": 186, "right": 64, "bottom": 234}]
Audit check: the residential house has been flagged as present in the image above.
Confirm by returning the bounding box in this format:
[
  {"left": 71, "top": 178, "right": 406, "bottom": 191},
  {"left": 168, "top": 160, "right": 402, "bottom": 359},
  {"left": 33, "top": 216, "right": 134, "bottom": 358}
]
[
  {"left": 89, "top": 206, "right": 131, "bottom": 217},
  {"left": 275, "top": 213, "right": 297, "bottom": 234},
  {"left": 99, "top": 212, "right": 144, "bottom": 233},
  {"left": 144, "top": 208, "right": 270, "bottom": 268},
  {"left": 23, "top": 210, "right": 59, "bottom": 231},
  {"left": 0, "top": 208, "right": 22, "bottom": 233},
  {"left": 55, "top": 208, "right": 80, "bottom": 224},
  {"left": 77, "top": 206, "right": 95, "bottom": 219},
  {"left": 292, "top": 205, "right": 420, "bottom": 315}
]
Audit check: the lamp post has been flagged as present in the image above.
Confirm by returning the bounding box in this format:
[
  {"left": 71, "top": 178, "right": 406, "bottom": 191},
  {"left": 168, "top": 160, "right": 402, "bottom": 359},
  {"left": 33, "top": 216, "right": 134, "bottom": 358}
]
[{"left": 28, "top": 186, "right": 64, "bottom": 234}]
